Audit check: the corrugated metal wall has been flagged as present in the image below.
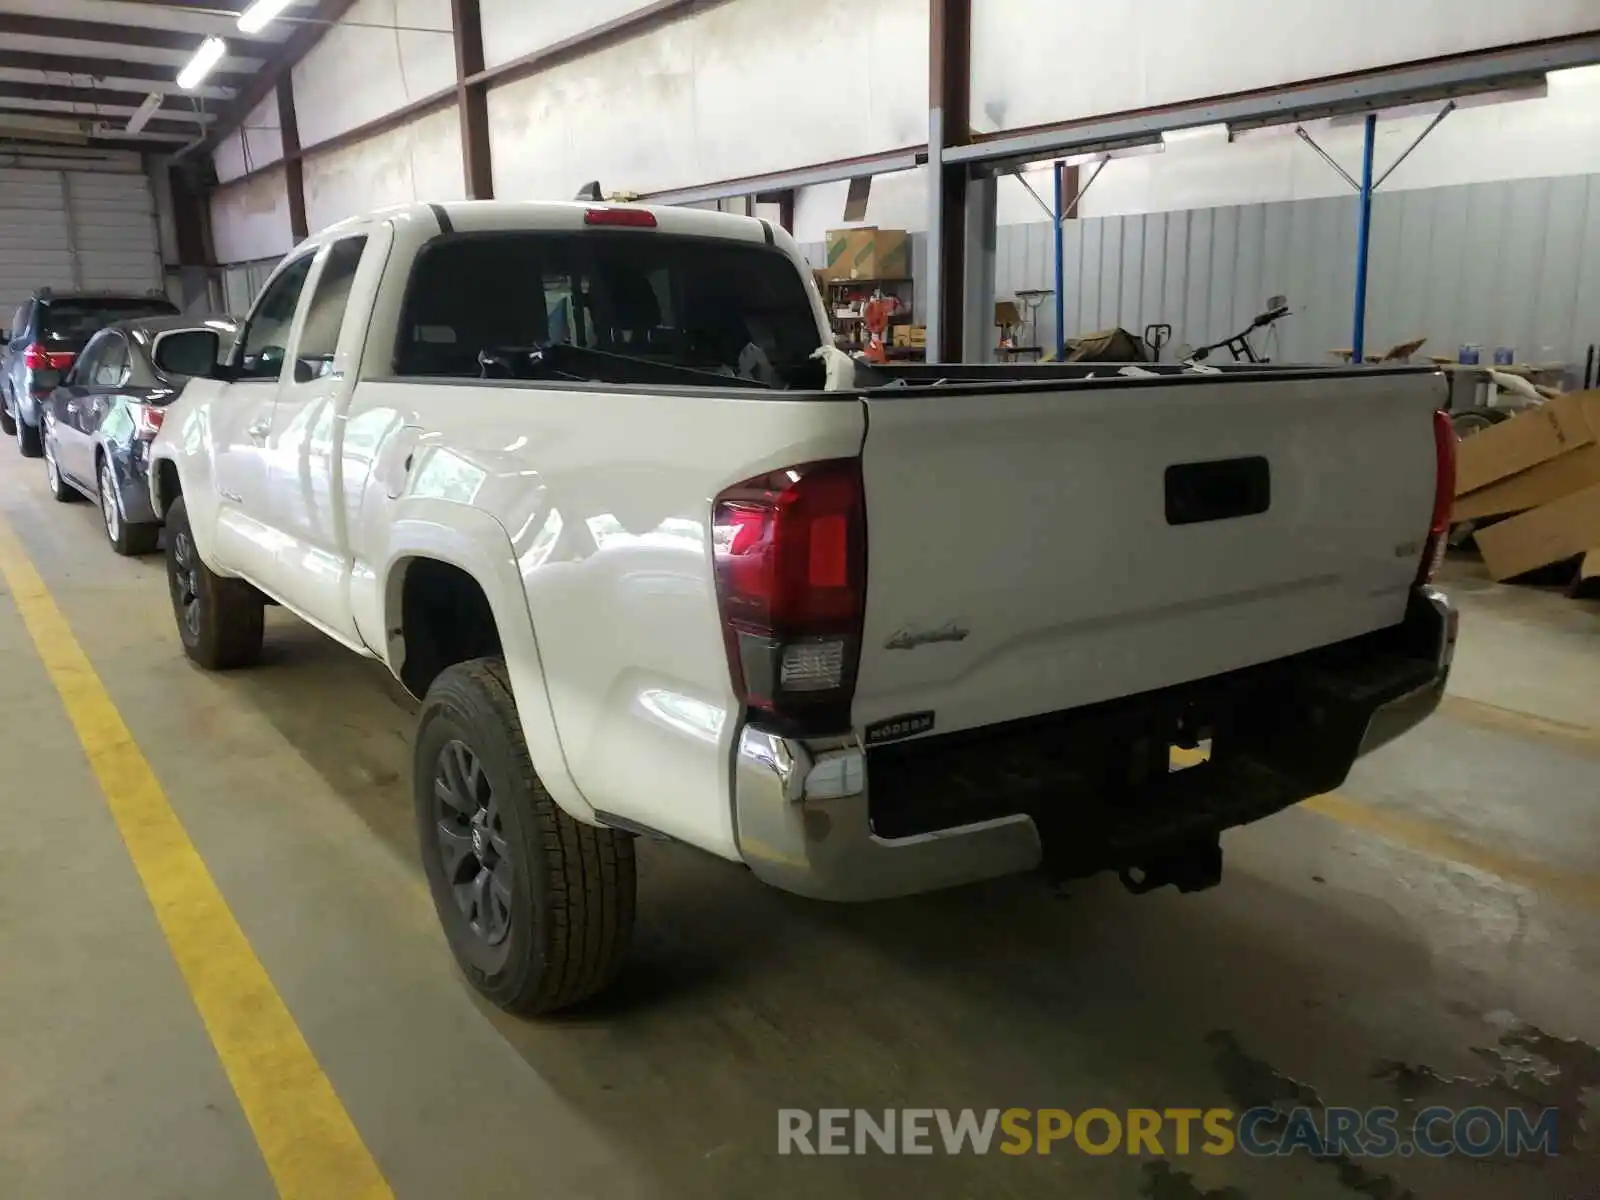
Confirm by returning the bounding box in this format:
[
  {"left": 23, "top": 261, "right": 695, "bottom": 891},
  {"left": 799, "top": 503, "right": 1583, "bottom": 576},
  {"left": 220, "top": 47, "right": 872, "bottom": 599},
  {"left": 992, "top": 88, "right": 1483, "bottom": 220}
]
[
  {"left": 0, "top": 168, "right": 163, "bottom": 317},
  {"left": 1000, "top": 173, "right": 1600, "bottom": 370}
]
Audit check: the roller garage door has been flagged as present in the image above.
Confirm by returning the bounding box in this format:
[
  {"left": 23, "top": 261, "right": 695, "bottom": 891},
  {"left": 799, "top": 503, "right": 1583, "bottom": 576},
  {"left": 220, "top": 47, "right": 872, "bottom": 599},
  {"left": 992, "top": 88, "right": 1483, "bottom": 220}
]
[{"left": 0, "top": 167, "right": 163, "bottom": 316}]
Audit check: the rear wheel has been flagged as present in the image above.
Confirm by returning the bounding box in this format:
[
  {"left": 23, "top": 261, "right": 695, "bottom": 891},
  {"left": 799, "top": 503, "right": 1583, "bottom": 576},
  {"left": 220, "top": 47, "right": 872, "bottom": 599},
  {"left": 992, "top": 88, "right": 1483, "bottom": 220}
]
[
  {"left": 415, "top": 658, "right": 636, "bottom": 1014},
  {"left": 100, "top": 456, "right": 159, "bottom": 556},
  {"left": 164, "top": 495, "right": 264, "bottom": 669}
]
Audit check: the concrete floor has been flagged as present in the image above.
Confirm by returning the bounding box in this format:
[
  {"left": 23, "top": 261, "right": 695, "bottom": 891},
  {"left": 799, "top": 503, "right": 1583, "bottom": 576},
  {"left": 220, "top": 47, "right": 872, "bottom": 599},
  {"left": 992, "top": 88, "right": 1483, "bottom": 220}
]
[{"left": 0, "top": 453, "right": 1596, "bottom": 1200}]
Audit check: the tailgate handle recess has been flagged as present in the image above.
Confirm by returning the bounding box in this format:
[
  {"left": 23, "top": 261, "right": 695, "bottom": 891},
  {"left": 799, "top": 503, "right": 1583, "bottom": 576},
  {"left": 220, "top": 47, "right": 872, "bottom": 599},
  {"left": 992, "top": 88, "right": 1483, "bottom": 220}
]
[{"left": 1165, "top": 456, "right": 1270, "bottom": 526}]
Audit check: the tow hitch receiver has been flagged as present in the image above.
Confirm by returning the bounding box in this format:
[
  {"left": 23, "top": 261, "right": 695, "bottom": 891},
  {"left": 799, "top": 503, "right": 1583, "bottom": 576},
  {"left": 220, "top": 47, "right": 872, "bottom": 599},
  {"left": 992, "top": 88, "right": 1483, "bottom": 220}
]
[{"left": 1116, "top": 835, "right": 1224, "bottom": 895}]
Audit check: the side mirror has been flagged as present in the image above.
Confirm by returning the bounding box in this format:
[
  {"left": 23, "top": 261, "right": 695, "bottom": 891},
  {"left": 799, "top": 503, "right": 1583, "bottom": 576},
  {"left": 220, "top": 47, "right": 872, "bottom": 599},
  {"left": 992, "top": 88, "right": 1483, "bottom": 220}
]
[{"left": 153, "top": 329, "right": 227, "bottom": 380}]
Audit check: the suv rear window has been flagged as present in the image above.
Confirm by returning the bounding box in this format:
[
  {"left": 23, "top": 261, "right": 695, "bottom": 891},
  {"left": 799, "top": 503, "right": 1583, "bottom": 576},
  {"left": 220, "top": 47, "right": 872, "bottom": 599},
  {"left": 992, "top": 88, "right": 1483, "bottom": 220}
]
[
  {"left": 394, "top": 231, "right": 822, "bottom": 387},
  {"left": 40, "top": 298, "right": 180, "bottom": 344}
]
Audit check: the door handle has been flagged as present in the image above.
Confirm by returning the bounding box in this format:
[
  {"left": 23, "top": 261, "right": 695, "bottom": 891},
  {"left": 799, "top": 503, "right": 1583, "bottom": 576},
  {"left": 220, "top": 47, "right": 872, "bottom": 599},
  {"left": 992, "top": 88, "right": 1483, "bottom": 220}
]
[{"left": 246, "top": 417, "right": 271, "bottom": 442}]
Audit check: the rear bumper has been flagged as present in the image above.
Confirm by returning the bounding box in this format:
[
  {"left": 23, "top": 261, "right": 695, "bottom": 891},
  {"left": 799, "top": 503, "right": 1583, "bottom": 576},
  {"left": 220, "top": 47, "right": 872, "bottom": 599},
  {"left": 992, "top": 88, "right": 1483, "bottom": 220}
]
[{"left": 734, "top": 587, "right": 1455, "bottom": 902}]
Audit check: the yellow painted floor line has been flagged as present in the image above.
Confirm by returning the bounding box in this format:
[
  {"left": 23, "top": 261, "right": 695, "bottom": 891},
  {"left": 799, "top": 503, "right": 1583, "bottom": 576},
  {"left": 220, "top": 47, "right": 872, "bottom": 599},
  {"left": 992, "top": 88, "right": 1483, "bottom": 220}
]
[
  {"left": 0, "top": 516, "right": 393, "bottom": 1200},
  {"left": 1302, "top": 792, "right": 1600, "bottom": 911},
  {"left": 1438, "top": 694, "right": 1600, "bottom": 759}
]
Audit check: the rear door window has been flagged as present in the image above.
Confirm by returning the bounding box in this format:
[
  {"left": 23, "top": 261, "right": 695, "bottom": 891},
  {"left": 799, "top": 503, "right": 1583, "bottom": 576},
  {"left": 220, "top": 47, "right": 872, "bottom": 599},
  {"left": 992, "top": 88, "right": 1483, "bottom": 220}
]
[{"left": 394, "top": 230, "right": 820, "bottom": 385}]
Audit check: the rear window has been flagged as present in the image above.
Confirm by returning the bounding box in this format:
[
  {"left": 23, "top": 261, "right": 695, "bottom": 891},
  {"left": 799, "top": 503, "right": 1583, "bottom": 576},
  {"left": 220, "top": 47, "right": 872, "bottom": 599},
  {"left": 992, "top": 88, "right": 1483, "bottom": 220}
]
[
  {"left": 41, "top": 298, "right": 180, "bottom": 343},
  {"left": 394, "top": 231, "right": 822, "bottom": 387}
]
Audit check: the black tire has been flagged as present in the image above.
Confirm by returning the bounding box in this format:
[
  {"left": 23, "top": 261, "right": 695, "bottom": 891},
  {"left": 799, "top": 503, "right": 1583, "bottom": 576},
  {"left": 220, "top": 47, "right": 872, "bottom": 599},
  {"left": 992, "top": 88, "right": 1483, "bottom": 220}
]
[
  {"left": 1451, "top": 406, "right": 1511, "bottom": 440},
  {"left": 43, "top": 432, "right": 76, "bottom": 503},
  {"left": 99, "top": 455, "right": 159, "bottom": 556},
  {"left": 164, "top": 494, "right": 264, "bottom": 669},
  {"left": 415, "top": 658, "right": 636, "bottom": 1014},
  {"left": 17, "top": 414, "right": 42, "bottom": 458},
  {"left": 0, "top": 392, "right": 15, "bottom": 436}
]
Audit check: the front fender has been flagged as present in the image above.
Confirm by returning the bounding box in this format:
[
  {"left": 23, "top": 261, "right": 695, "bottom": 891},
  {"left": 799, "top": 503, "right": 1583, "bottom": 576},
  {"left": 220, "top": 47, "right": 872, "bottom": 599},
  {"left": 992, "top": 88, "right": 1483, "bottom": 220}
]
[
  {"left": 370, "top": 497, "right": 596, "bottom": 826},
  {"left": 148, "top": 395, "right": 225, "bottom": 568}
]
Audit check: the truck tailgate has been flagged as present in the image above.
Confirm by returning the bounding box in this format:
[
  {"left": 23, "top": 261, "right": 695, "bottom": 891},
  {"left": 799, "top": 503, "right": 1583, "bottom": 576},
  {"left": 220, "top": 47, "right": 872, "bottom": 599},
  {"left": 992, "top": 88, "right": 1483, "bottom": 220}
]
[{"left": 853, "top": 369, "right": 1446, "bottom": 738}]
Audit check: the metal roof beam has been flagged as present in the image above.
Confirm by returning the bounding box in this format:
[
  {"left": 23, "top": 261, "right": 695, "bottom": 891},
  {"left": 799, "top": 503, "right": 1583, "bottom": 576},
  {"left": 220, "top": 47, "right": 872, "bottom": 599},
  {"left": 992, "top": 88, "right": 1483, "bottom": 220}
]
[
  {"left": 0, "top": 81, "right": 215, "bottom": 119},
  {"left": 944, "top": 33, "right": 1600, "bottom": 171},
  {"left": 639, "top": 148, "right": 927, "bottom": 207},
  {"left": 0, "top": 13, "right": 275, "bottom": 57},
  {"left": 0, "top": 48, "right": 248, "bottom": 86}
]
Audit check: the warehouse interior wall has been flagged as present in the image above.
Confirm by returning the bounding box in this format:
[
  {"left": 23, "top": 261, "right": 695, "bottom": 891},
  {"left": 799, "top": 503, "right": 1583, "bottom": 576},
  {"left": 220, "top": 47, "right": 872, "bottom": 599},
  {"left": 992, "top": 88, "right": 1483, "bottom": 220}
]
[
  {"left": 303, "top": 105, "right": 466, "bottom": 232},
  {"left": 970, "top": 0, "right": 1600, "bottom": 135},
  {"left": 487, "top": 0, "right": 927, "bottom": 202},
  {"left": 211, "top": 165, "right": 295, "bottom": 264},
  {"left": 214, "top": 93, "right": 285, "bottom": 184},
  {"left": 292, "top": 0, "right": 455, "bottom": 150}
]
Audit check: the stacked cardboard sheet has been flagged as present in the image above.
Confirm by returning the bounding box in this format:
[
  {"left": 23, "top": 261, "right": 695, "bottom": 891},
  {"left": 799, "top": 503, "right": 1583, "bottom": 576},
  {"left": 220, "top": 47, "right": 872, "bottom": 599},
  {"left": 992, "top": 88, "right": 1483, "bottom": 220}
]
[{"left": 1455, "top": 392, "right": 1600, "bottom": 587}]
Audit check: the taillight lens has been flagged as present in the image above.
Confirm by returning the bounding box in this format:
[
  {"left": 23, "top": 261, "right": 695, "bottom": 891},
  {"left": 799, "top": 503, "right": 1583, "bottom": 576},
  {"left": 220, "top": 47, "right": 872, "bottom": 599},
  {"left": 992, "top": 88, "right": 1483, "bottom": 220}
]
[
  {"left": 713, "top": 459, "right": 866, "bottom": 730},
  {"left": 131, "top": 403, "right": 164, "bottom": 438},
  {"left": 1418, "top": 409, "right": 1456, "bottom": 584},
  {"left": 22, "top": 343, "right": 73, "bottom": 372}
]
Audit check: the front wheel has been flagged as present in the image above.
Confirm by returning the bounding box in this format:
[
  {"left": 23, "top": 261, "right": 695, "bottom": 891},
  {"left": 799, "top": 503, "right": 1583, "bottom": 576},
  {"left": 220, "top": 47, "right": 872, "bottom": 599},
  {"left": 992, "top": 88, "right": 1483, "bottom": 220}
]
[
  {"left": 17, "top": 413, "right": 42, "bottom": 458},
  {"left": 414, "top": 658, "right": 636, "bottom": 1014},
  {"left": 43, "top": 433, "right": 75, "bottom": 502},
  {"left": 164, "top": 494, "right": 264, "bottom": 669},
  {"left": 100, "top": 456, "right": 159, "bottom": 556}
]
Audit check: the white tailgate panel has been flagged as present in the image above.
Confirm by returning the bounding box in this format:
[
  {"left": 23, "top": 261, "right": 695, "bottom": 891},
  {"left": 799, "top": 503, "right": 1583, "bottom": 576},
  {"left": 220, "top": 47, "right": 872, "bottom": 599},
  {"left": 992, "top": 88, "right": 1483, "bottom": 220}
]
[{"left": 854, "top": 370, "right": 1446, "bottom": 737}]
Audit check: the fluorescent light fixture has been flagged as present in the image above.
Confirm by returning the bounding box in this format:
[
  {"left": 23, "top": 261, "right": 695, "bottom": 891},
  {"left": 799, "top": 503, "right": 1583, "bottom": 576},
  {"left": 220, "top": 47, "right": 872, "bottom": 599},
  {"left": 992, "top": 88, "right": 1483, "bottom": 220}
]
[
  {"left": 1161, "top": 123, "right": 1231, "bottom": 146},
  {"left": 177, "top": 36, "right": 227, "bottom": 91},
  {"left": 237, "top": 0, "right": 296, "bottom": 34},
  {"left": 126, "top": 91, "right": 163, "bottom": 135}
]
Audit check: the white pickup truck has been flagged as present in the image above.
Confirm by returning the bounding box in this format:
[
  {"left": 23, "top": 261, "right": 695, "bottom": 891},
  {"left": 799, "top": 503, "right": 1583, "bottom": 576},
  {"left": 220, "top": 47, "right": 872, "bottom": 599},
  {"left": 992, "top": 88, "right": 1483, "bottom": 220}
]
[{"left": 148, "top": 200, "right": 1459, "bottom": 1014}]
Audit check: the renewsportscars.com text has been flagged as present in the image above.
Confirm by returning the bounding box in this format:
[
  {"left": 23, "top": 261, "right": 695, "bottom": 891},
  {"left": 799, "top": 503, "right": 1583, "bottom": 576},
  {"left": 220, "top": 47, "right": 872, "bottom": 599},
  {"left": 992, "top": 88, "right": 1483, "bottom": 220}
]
[{"left": 777, "top": 1106, "right": 1559, "bottom": 1159}]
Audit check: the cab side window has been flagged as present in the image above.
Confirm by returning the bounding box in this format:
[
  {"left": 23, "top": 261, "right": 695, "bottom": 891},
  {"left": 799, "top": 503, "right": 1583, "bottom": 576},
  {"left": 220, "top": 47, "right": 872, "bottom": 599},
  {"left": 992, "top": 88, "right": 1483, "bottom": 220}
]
[
  {"left": 235, "top": 254, "right": 316, "bottom": 381},
  {"left": 294, "top": 236, "right": 368, "bottom": 381}
]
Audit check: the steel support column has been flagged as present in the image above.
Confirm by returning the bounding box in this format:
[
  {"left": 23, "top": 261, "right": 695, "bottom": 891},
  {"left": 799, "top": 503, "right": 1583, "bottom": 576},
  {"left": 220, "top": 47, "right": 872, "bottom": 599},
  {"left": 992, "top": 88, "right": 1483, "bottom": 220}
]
[
  {"left": 962, "top": 170, "right": 996, "bottom": 362},
  {"left": 276, "top": 75, "right": 309, "bottom": 241},
  {"left": 1052, "top": 161, "right": 1065, "bottom": 359},
  {"left": 452, "top": 0, "right": 494, "bottom": 198},
  {"left": 1350, "top": 113, "right": 1377, "bottom": 363},
  {"left": 926, "top": 0, "right": 971, "bottom": 364}
]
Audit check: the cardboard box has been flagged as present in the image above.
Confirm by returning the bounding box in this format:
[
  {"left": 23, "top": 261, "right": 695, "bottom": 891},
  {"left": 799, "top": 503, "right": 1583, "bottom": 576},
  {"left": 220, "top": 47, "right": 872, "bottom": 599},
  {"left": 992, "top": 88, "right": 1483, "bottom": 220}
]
[
  {"left": 905, "top": 325, "right": 926, "bottom": 347},
  {"left": 824, "top": 227, "right": 910, "bottom": 281},
  {"left": 1454, "top": 443, "right": 1600, "bottom": 520},
  {"left": 1454, "top": 391, "right": 1600, "bottom": 498},
  {"left": 1473, "top": 479, "right": 1600, "bottom": 581}
]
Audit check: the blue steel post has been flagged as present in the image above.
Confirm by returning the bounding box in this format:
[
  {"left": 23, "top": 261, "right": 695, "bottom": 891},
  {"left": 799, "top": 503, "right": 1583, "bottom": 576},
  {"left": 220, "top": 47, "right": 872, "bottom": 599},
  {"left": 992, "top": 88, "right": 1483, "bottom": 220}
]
[
  {"left": 1351, "top": 113, "right": 1377, "bottom": 363},
  {"left": 1053, "top": 160, "right": 1066, "bottom": 359}
]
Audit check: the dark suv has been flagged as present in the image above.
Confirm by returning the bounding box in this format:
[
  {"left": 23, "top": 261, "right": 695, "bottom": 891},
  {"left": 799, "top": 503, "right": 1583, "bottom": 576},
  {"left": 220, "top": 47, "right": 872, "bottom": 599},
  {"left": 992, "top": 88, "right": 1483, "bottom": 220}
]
[{"left": 2, "top": 289, "right": 180, "bottom": 457}]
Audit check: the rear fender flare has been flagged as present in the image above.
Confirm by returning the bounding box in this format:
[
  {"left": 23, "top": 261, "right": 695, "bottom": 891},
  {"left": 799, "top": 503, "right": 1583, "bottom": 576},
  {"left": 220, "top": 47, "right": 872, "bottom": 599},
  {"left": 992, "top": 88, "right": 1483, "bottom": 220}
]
[{"left": 377, "top": 499, "right": 595, "bottom": 825}]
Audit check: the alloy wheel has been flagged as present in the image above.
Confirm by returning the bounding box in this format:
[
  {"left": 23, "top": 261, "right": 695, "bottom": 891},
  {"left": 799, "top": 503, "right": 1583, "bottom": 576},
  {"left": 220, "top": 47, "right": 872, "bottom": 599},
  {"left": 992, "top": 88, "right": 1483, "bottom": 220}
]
[
  {"left": 170, "top": 530, "right": 202, "bottom": 639},
  {"left": 44, "top": 440, "right": 59, "bottom": 491},
  {"left": 100, "top": 460, "right": 121, "bottom": 540},
  {"left": 433, "top": 739, "right": 513, "bottom": 950}
]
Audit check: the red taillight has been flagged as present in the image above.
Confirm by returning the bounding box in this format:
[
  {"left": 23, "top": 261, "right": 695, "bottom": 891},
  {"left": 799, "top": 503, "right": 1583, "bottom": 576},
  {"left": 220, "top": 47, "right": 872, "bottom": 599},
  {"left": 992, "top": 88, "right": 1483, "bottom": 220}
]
[
  {"left": 713, "top": 459, "right": 866, "bottom": 727},
  {"left": 131, "top": 403, "right": 164, "bottom": 438},
  {"left": 22, "top": 343, "right": 73, "bottom": 371},
  {"left": 1418, "top": 409, "right": 1457, "bottom": 584},
  {"left": 584, "top": 207, "right": 657, "bottom": 228}
]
